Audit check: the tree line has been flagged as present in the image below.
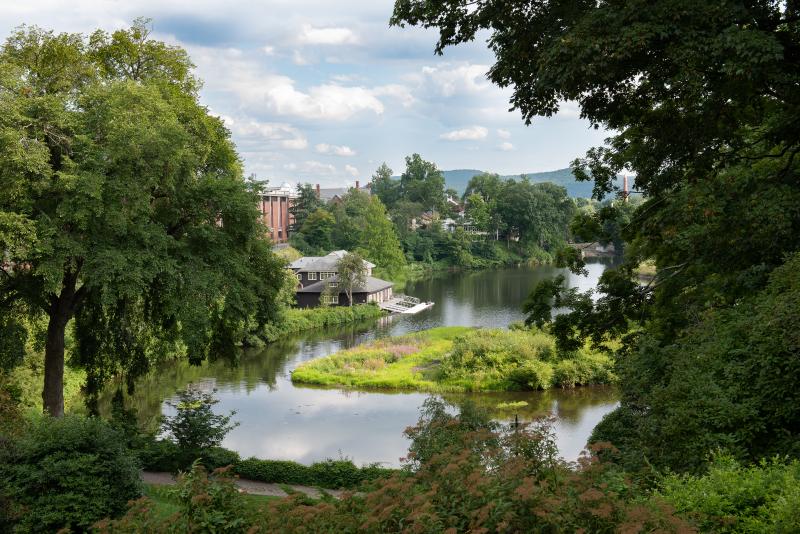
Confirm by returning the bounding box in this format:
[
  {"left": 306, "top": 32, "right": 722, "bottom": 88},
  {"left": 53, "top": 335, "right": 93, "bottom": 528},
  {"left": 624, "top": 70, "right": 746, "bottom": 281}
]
[{"left": 290, "top": 153, "right": 580, "bottom": 272}]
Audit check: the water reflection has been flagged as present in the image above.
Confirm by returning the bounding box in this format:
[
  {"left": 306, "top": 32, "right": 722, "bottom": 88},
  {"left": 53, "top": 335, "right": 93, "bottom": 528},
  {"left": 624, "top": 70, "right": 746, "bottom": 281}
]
[{"left": 102, "top": 263, "right": 619, "bottom": 466}]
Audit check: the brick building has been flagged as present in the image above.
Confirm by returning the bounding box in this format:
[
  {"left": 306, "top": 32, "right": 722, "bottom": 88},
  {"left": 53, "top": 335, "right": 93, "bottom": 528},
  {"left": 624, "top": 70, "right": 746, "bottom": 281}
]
[{"left": 258, "top": 182, "right": 297, "bottom": 244}]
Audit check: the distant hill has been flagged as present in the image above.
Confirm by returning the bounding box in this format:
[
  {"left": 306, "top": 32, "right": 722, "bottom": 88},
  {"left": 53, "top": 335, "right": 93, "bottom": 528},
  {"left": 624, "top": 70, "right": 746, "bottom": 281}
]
[{"left": 441, "top": 168, "right": 622, "bottom": 199}]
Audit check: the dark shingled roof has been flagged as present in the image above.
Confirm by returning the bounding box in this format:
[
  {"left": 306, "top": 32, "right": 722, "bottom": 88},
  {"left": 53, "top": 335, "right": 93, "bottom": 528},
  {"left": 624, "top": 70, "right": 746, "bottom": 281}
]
[{"left": 297, "top": 275, "right": 393, "bottom": 294}]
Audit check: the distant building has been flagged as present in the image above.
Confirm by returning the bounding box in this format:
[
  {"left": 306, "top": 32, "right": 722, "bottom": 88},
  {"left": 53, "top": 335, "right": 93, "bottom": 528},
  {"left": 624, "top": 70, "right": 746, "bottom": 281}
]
[
  {"left": 259, "top": 182, "right": 296, "bottom": 244},
  {"left": 288, "top": 250, "right": 393, "bottom": 308}
]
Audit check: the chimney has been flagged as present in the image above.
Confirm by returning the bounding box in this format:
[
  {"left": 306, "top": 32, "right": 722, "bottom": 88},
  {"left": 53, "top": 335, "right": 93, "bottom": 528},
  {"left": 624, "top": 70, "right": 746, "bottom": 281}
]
[
  {"left": 315, "top": 183, "right": 320, "bottom": 198},
  {"left": 355, "top": 180, "right": 360, "bottom": 190},
  {"left": 623, "top": 175, "right": 629, "bottom": 203}
]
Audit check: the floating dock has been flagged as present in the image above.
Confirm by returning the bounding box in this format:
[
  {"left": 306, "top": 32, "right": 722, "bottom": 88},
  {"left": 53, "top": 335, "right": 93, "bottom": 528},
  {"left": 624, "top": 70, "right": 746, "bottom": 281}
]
[{"left": 378, "top": 295, "right": 434, "bottom": 314}]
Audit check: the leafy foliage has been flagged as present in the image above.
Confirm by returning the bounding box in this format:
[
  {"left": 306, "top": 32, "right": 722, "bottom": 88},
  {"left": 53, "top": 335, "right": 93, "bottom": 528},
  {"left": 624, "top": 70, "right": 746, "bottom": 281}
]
[
  {"left": 392, "top": 0, "right": 800, "bottom": 475},
  {"left": 336, "top": 251, "right": 367, "bottom": 307},
  {"left": 235, "top": 457, "right": 393, "bottom": 489},
  {"left": 292, "top": 326, "right": 616, "bottom": 392},
  {"left": 0, "top": 20, "right": 284, "bottom": 416},
  {"left": 161, "top": 388, "right": 238, "bottom": 453},
  {"left": 0, "top": 415, "right": 141, "bottom": 533},
  {"left": 658, "top": 455, "right": 800, "bottom": 533},
  {"left": 289, "top": 183, "right": 323, "bottom": 234},
  {"left": 592, "top": 253, "right": 800, "bottom": 473}
]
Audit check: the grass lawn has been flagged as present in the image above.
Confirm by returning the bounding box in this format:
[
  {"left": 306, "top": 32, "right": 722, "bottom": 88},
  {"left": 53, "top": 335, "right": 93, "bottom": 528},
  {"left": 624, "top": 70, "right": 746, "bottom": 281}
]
[{"left": 291, "top": 326, "right": 616, "bottom": 392}]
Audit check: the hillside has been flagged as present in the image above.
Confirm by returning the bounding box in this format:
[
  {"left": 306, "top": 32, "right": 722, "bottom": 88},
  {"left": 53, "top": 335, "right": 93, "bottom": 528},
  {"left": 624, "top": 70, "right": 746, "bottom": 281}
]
[{"left": 442, "top": 168, "right": 622, "bottom": 199}]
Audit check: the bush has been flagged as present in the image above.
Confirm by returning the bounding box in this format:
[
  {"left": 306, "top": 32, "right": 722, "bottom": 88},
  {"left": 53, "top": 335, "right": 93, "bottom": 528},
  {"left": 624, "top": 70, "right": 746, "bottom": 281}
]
[
  {"left": 593, "top": 253, "right": 800, "bottom": 473},
  {"left": 0, "top": 415, "right": 142, "bottom": 533},
  {"left": 261, "top": 304, "right": 384, "bottom": 343},
  {"left": 657, "top": 455, "right": 800, "bottom": 533},
  {"left": 507, "top": 359, "right": 554, "bottom": 390},
  {"left": 552, "top": 353, "right": 615, "bottom": 388},
  {"left": 234, "top": 457, "right": 393, "bottom": 489},
  {"left": 98, "top": 462, "right": 258, "bottom": 533},
  {"left": 161, "top": 388, "right": 238, "bottom": 451}
]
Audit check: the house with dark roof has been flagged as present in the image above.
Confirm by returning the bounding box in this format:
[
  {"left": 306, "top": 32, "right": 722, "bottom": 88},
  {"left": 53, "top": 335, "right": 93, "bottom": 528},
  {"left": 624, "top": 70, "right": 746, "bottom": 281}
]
[
  {"left": 289, "top": 250, "right": 392, "bottom": 308},
  {"left": 296, "top": 274, "right": 394, "bottom": 308}
]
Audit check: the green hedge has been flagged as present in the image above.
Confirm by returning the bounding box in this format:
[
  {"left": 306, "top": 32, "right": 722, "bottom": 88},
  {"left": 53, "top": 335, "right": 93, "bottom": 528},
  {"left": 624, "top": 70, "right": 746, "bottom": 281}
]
[
  {"left": 261, "top": 304, "right": 385, "bottom": 343},
  {"left": 235, "top": 457, "right": 394, "bottom": 489},
  {"left": 138, "top": 438, "right": 394, "bottom": 489},
  {"left": 139, "top": 439, "right": 240, "bottom": 473}
]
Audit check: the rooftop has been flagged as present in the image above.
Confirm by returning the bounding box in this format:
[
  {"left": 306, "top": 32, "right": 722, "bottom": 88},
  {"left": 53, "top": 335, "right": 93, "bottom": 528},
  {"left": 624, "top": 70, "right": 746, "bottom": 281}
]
[
  {"left": 297, "top": 275, "right": 393, "bottom": 294},
  {"left": 289, "top": 250, "right": 376, "bottom": 272}
]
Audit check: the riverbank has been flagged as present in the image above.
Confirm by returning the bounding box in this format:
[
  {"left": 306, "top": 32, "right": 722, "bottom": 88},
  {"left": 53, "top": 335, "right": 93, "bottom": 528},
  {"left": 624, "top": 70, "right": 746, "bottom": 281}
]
[
  {"left": 260, "top": 304, "right": 385, "bottom": 343},
  {"left": 291, "top": 326, "right": 616, "bottom": 392}
]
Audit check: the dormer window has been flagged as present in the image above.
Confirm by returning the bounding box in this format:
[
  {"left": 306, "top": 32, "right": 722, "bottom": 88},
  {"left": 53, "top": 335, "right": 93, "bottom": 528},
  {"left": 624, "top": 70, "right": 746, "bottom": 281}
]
[{"left": 308, "top": 272, "right": 317, "bottom": 280}]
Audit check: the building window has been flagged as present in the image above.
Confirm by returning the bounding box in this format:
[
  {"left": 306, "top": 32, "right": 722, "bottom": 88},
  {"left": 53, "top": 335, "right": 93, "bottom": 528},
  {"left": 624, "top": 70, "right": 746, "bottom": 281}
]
[
  {"left": 329, "top": 281, "right": 338, "bottom": 288},
  {"left": 319, "top": 271, "right": 336, "bottom": 280},
  {"left": 321, "top": 295, "right": 339, "bottom": 305},
  {"left": 308, "top": 272, "right": 317, "bottom": 280},
  {"left": 296, "top": 274, "right": 302, "bottom": 282}
]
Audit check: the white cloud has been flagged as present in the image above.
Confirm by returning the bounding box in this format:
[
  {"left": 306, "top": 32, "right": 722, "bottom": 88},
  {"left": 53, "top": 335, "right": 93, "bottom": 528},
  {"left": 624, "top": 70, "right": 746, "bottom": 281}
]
[
  {"left": 440, "top": 126, "right": 488, "bottom": 141},
  {"left": 419, "top": 64, "right": 490, "bottom": 97},
  {"left": 292, "top": 50, "right": 310, "bottom": 66},
  {"left": 344, "top": 164, "right": 359, "bottom": 177},
  {"left": 497, "top": 129, "right": 511, "bottom": 139},
  {"left": 498, "top": 142, "right": 515, "bottom": 151},
  {"left": 222, "top": 117, "right": 308, "bottom": 150},
  {"left": 281, "top": 137, "right": 309, "bottom": 150},
  {"left": 299, "top": 24, "right": 359, "bottom": 45},
  {"left": 262, "top": 45, "right": 275, "bottom": 55},
  {"left": 374, "top": 84, "right": 415, "bottom": 108},
  {"left": 193, "top": 50, "right": 386, "bottom": 121},
  {"left": 301, "top": 160, "right": 337, "bottom": 175},
  {"left": 315, "top": 143, "right": 356, "bottom": 156},
  {"left": 283, "top": 163, "right": 298, "bottom": 171}
]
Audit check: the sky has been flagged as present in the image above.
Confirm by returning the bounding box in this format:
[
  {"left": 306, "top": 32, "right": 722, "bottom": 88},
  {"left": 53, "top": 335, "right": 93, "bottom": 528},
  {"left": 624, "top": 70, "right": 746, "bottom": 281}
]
[{"left": 0, "top": 0, "right": 610, "bottom": 188}]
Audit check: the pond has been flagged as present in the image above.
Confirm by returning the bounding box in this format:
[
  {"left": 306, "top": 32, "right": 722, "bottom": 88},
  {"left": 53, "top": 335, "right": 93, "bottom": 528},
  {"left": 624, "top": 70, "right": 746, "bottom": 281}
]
[{"left": 112, "top": 261, "right": 619, "bottom": 467}]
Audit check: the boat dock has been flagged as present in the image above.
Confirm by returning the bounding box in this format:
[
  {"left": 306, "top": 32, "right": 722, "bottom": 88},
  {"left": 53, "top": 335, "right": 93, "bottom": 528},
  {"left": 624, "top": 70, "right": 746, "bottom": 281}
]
[{"left": 378, "top": 295, "right": 434, "bottom": 314}]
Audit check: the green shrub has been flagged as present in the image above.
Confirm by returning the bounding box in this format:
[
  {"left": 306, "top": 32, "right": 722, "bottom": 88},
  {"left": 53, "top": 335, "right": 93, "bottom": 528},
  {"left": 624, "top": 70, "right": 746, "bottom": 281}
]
[
  {"left": 98, "top": 463, "right": 258, "bottom": 533},
  {"left": 261, "top": 304, "right": 384, "bottom": 342},
  {"left": 235, "top": 458, "right": 313, "bottom": 485},
  {"left": 593, "top": 253, "right": 800, "bottom": 473},
  {"left": 234, "top": 457, "right": 393, "bottom": 488},
  {"left": 507, "top": 359, "right": 554, "bottom": 390},
  {"left": 551, "top": 353, "right": 615, "bottom": 388},
  {"left": 657, "top": 455, "right": 800, "bottom": 533},
  {"left": 139, "top": 438, "right": 240, "bottom": 473},
  {"left": 161, "top": 388, "right": 238, "bottom": 451},
  {"left": 0, "top": 415, "right": 141, "bottom": 533}
]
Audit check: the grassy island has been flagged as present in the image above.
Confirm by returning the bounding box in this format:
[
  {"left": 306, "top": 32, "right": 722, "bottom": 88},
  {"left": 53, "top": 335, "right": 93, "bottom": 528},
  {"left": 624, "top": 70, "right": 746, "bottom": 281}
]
[{"left": 291, "top": 326, "right": 616, "bottom": 392}]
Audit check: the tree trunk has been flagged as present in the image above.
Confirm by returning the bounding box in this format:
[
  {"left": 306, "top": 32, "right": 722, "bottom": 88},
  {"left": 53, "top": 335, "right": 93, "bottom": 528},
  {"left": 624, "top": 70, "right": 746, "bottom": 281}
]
[
  {"left": 43, "top": 307, "right": 68, "bottom": 417},
  {"left": 42, "top": 269, "right": 80, "bottom": 417}
]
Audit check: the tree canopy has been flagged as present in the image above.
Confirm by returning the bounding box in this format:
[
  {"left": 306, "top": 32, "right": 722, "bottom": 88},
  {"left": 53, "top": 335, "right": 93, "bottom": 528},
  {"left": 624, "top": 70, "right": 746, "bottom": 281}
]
[
  {"left": 0, "top": 20, "right": 284, "bottom": 416},
  {"left": 393, "top": 0, "right": 800, "bottom": 471}
]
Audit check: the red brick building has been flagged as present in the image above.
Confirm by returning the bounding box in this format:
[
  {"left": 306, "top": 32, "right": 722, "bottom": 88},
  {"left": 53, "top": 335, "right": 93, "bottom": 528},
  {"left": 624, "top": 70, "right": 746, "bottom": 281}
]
[{"left": 258, "top": 183, "right": 296, "bottom": 244}]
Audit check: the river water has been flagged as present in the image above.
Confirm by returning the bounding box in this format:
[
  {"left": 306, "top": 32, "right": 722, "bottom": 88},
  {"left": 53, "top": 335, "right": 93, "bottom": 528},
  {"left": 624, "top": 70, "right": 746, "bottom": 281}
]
[{"left": 114, "top": 261, "right": 619, "bottom": 467}]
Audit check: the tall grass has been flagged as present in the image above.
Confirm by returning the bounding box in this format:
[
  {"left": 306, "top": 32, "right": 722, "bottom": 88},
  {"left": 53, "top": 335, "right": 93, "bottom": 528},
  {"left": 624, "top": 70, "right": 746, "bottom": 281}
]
[{"left": 291, "top": 326, "right": 616, "bottom": 392}]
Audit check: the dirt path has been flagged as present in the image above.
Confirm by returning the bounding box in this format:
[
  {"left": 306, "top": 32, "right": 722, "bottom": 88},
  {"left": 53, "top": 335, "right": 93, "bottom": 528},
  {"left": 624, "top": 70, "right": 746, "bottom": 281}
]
[{"left": 141, "top": 471, "right": 346, "bottom": 499}]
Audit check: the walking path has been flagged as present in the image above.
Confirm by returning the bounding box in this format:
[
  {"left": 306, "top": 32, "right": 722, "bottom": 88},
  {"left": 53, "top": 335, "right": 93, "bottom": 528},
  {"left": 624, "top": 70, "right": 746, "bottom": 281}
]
[{"left": 141, "top": 471, "right": 346, "bottom": 499}]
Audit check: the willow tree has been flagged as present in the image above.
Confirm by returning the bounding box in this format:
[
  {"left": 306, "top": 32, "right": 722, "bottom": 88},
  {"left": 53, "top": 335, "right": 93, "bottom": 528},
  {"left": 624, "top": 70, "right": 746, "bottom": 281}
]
[{"left": 0, "top": 20, "right": 284, "bottom": 416}]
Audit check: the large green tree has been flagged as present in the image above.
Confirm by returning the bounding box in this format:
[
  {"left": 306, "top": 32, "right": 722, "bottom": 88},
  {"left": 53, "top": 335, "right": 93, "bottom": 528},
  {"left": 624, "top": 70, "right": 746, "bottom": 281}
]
[
  {"left": 0, "top": 21, "right": 284, "bottom": 416},
  {"left": 392, "top": 1, "right": 800, "bottom": 469},
  {"left": 331, "top": 190, "right": 406, "bottom": 277},
  {"left": 399, "top": 154, "right": 446, "bottom": 212},
  {"left": 289, "top": 183, "right": 323, "bottom": 234},
  {"left": 370, "top": 162, "right": 400, "bottom": 210}
]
